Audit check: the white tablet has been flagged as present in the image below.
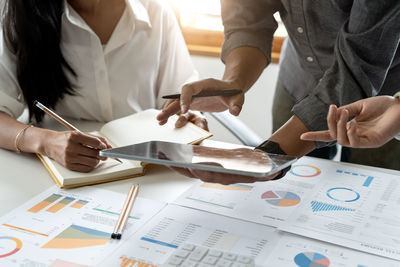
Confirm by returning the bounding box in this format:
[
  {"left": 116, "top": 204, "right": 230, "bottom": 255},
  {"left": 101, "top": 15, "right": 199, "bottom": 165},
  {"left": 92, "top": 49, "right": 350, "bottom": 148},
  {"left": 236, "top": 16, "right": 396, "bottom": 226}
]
[{"left": 100, "top": 141, "right": 297, "bottom": 178}]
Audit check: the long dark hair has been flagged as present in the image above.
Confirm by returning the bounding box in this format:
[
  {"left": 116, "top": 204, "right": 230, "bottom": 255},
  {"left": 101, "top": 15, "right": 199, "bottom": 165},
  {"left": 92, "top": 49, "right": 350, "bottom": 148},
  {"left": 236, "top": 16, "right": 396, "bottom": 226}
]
[{"left": 3, "top": 0, "right": 76, "bottom": 122}]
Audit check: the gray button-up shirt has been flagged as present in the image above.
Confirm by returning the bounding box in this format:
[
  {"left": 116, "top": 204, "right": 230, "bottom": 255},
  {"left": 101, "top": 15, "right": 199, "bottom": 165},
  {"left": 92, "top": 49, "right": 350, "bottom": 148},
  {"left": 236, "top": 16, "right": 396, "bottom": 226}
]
[{"left": 221, "top": 0, "right": 400, "bottom": 147}]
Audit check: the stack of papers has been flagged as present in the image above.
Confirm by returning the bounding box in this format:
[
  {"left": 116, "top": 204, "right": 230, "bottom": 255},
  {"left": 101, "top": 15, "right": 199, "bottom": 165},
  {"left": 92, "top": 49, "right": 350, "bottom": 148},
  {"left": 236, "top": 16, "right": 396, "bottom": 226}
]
[{"left": 1, "top": 157, "right": 400, "bottom": 266}]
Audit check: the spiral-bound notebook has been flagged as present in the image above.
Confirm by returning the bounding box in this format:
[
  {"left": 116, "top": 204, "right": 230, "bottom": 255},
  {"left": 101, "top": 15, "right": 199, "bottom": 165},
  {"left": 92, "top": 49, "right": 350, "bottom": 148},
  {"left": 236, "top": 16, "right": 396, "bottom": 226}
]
[{"left": 37, "top": 109, "right": 212, "bottom": 188}]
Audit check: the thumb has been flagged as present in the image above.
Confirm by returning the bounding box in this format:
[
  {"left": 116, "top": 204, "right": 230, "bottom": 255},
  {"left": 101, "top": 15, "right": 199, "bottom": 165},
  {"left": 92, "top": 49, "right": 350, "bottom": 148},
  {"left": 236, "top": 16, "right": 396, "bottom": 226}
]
[{"left": 228, "top": 95, "right": 244, "bottom": 116}]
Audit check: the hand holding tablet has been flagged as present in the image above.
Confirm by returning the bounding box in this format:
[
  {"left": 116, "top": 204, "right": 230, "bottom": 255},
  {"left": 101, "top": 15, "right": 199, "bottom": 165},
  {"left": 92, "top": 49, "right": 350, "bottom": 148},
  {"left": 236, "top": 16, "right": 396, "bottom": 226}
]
[{"left": 100, "top": 141, "right": 297, "bottom": 183}]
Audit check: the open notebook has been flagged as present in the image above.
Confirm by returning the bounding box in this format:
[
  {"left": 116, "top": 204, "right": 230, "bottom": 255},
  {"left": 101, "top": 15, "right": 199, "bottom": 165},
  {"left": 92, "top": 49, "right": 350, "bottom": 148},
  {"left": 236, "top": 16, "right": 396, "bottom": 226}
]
[{"left": 37, "top": 109, "right": 212, "bottom": 188}]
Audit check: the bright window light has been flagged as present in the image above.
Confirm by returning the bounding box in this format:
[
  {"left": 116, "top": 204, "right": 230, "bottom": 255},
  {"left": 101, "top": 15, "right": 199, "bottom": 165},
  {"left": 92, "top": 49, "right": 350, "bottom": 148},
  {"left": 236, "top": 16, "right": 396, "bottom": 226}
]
[
  {"left": 168, "top": 0, "right": 223, "bottom": 31},
  {"left": 168, "top": 0, "right": 287, "bottom": 36}
]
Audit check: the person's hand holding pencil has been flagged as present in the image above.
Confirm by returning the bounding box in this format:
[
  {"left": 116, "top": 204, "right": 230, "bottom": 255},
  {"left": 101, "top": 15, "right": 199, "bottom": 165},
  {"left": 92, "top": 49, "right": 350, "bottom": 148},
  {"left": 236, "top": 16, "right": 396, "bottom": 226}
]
[{"left": 34, "top": 101, "right": 119, "bottom": 173}]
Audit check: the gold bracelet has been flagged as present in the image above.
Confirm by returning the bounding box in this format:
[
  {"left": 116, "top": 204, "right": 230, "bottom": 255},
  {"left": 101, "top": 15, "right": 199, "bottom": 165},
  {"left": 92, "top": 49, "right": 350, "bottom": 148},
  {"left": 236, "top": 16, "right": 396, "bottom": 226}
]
[{"left": 14, "top": 125, "right": 33, "bottom": 153}]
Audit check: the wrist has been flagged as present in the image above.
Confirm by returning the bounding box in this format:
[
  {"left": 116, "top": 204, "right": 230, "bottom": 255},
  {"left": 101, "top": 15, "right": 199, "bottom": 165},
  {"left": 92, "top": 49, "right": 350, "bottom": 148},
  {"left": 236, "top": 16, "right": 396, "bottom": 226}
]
[
  {"left": 221, "top": 77, "right": 247, "bottom": 92},
  {"left": 269, "top": 115, "right": 316, "bottom": 157},
  {"left": 21, "top": 127, "right": 53, "bottom": 155},
  {"left": 222, "top": 47, "right": 267, "bottom": 92},
  {"left": 255, "top": 140, "right": 291, "bottom": 180}
]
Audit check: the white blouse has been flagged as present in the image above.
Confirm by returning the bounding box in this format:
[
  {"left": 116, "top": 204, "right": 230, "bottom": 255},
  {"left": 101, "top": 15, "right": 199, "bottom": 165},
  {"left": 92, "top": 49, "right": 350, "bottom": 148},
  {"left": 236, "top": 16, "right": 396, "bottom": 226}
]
[{"left": 0, "top": 0, "right": 197, "bottom": 122}]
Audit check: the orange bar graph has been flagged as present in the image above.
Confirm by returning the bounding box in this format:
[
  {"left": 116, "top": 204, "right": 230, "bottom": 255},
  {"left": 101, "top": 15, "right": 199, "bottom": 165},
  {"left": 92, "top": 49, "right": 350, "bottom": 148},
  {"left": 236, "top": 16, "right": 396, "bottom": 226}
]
[
  {"left": 120, "top": 256, "right": 157, "bottom": 267},
  {"left": 71, "top": 200, "right": 89, "bottom": 209},
  {"left": 47, "top": 197, "right": 75, "bottom": 213},
  {"left": 28, "top": 194, "right": 62, "bottom": 213}
]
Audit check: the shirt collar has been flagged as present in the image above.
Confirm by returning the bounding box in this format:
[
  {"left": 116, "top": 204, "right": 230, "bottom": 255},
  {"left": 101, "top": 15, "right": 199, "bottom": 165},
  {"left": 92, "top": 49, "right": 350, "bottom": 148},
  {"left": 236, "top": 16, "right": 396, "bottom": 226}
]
[
  {"left": 126, "top": 0, "right": 152, "bottom": 29},
  {"left": 64, "top": 0, "right": 152, "bottom": 31}
]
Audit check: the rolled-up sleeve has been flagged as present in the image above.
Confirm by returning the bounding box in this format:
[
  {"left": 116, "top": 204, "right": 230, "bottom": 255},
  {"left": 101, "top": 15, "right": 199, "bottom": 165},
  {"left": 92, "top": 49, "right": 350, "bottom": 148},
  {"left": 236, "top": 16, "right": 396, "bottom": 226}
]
[
  {"left": 0, "top": 61, "right": 24, "bottom": 118},
  {"left": 220, "top": 0, "right": 280, "bottom": 64},
  {"left": 292, "top": 0, "right": 400, "bottom": 147}
]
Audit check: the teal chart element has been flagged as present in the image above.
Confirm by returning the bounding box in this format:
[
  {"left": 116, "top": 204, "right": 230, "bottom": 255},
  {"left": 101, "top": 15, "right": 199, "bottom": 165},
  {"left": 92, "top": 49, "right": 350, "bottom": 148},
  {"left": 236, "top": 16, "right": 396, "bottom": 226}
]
[
  {"left": 311, "top": 201, "right": 355, "bottom": 212},
  {"left": 294, "top": 252, "right": 330, "bottom": 267},
  {"left": 326, "top": 187, "right": 360, "bottom": 202}
]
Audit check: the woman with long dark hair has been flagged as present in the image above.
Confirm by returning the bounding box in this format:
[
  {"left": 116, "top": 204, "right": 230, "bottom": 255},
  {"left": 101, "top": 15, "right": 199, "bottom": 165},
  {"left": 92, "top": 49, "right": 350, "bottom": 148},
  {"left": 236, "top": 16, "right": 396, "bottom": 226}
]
[{"left": 0, "top": 0, "right": 205, "bottom": 172}]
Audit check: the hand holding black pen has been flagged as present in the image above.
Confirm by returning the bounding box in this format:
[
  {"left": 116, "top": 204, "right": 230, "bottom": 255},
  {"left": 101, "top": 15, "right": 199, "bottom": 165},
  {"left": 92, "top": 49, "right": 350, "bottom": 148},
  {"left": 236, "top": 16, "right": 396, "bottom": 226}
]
[
  {"left": 162, "top": 89, "right": 242, "bottom": 99},
  {"left": 157, "top": 79, "right": 245, "bottom": 126}
]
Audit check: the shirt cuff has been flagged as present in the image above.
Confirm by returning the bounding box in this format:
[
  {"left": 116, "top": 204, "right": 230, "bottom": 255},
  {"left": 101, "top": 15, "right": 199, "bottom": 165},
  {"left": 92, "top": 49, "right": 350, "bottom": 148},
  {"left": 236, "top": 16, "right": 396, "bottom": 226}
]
[
  {"left": 292, "top": 94, "right": 332, "bottom": 148},
  {"left": 394, "top": 92, "right": 400, "bottom": 99},
  {"left": 221, "top": 30, "right": 273, "bottom": 64}
]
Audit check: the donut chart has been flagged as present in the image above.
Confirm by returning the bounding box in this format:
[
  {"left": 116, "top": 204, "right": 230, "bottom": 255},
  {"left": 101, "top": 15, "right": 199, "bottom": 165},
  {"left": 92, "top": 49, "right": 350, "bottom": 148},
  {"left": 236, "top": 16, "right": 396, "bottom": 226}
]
[
  {"left": 327, "top": 187, "right": 360, "bottom": 202},
  {"left": 0, "top": 236, "right": 22, "bottom": 258},
  {"left": 290, "top": 165, "right": 321, "bottom": 177}
]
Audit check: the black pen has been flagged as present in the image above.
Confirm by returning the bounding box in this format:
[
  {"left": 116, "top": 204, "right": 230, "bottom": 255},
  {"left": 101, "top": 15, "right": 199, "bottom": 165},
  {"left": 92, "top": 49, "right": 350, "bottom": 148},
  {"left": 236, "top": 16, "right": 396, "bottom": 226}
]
[{"left": 162, "top": 89, "right": 242, "bottom": 99}]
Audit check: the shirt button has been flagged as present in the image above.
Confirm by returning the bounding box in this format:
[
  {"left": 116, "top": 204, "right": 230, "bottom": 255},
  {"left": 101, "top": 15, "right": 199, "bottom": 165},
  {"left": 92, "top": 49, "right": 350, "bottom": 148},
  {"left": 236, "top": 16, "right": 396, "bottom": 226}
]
[
  {"left": 297, "top": 27, "right": 304, "bottom": 33},
  {"left": 306, "top": 56, "right": 314, "bottom": 62}
]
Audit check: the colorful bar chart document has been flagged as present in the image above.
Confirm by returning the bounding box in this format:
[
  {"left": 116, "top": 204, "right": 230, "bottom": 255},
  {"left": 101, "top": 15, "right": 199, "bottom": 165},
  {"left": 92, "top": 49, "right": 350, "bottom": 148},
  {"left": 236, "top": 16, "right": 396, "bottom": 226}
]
[
  {"left": 173, "top": 157, "right": 325, "bottom": 227},
  {"left": 279, "top": 159, "right": 400, "bottom": 260},
  {"left": 28, "top": 194, "right": 62, "bottom": 213},
  {"left": 0, "top": 185, "right": 165, "bottom": 266},
  {"left": 46, "top": 196, "right": 75, "bottom": 213},
  {"left": 100, "top": 204, "right": 280, "bottom": 266},
  {"left": 264, "top": 232, "right": 400, "bottom": 267}
]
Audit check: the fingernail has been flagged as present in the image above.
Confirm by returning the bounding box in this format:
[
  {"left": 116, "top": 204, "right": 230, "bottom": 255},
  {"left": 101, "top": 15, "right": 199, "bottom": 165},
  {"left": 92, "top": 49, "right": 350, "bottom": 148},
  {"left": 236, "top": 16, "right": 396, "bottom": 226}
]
[{"left": 231, "top": 106, "right": 240, "bottom": 116}]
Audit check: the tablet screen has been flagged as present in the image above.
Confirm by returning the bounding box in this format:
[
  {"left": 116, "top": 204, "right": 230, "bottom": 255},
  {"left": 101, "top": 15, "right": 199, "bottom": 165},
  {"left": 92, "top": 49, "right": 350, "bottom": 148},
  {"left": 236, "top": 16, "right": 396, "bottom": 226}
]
[{"left": 100, "top": 141, "right": 297, "bottom": 178}]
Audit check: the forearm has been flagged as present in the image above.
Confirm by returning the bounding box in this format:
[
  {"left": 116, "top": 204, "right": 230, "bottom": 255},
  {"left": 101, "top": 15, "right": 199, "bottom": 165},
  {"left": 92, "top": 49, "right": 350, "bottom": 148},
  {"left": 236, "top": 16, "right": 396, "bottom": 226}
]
[
  {"left": 269, "top": 115, "right": 316, "bottom": 157},
  {"left": 0, "top": 111, "right": 49, "bottom": 154},
  {"left": 222, "top": 47, "right": 268, "bottom": 92}
]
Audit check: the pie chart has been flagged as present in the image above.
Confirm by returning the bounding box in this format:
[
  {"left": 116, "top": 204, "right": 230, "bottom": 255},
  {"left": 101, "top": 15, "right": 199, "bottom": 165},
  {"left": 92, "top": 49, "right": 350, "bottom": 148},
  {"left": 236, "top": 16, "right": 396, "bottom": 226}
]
[
  {"left": 261, "top": 190, "right": 301, "bottom": 207},
  {"left": 294, "top": 252, "right": 330, "bottom": 267}
]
